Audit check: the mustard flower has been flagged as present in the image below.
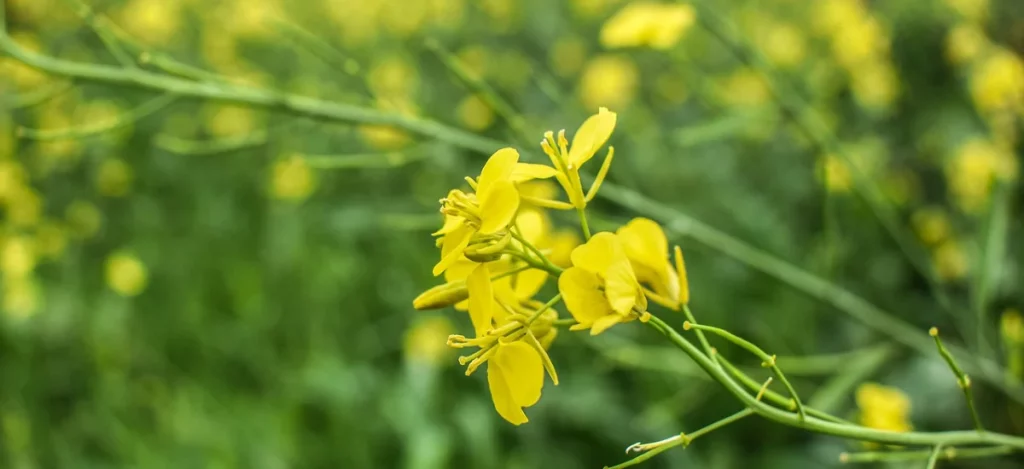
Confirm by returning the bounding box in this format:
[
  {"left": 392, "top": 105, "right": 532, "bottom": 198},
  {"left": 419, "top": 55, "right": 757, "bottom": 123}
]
[
  {"left": 432, "top": 148, "right": 555, "bottom": 276},
  {"left": 615, "top": 218, "right": 690, "bottom": 309},
  {"left": 600, "top": 2, "right": 696, "bottom": 50},
  {"left": 535, "top": 107, "right": 617, "bottom": 210},
  {"left": 558, "top": 232, "right": 647, "bottom": 335},
  {"left": 856, "top": 382, "right": 912, "bottom": 433}
]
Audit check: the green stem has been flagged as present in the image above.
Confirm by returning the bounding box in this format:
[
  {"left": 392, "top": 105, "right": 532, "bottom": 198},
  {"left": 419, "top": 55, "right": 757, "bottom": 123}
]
[
  {"left": 506, "top": 230, "right": 563, "bottom": 275},
  {"left": 925, "top": 444, "right": 944, "bottom": 469},
  {"left": 18, "top": 93, "right": 178, "bottom": 140},
  {"left": 682, "top": 304, "right": 714, "bottom": 358},
  {"left": 525, "top": 294, "right": 561, "bottom": 326},
  {"left": 840, "top": 445, "right": 1013, "bottom": 463},
  {"left": 685, "top": 322, "right": 806, "bottom": 421},
  {"left": 605, "top": 408, "right": 754, "bottom": 469},
  {"left": 577, "top": 206, "right": 592, "bottom": 240},
  {"left": 716, "top": 355, "right": 851, "bottom": 424},
  {"left": 645, "top": 315, "right": 1024, "bottom": 449},
  {"left": 931, "top": 328, "right": 984, "bottom": 432}
]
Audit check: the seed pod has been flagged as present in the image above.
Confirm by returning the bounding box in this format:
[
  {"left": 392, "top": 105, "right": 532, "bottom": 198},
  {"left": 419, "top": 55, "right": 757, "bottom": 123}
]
[{"left": 413, "top": 280, "right": 469, "bottom": 310}]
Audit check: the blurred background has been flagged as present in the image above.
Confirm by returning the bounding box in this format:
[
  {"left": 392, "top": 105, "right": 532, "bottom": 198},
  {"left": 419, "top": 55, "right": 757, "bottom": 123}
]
[{"left": 0, "top": 0, "right": 1023, "bottom": 467}]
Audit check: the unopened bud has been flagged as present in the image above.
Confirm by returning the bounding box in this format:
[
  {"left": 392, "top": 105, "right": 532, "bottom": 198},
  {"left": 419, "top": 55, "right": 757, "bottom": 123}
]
[
  {"left": 464, "top": 231, "right": 511, "bottom": 262},
  {"left": 413, "top": 280, "right": 469, "bottom": 310}
]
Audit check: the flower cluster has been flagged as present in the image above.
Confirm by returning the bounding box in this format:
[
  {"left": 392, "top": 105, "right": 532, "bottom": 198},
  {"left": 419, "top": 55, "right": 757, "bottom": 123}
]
[{"left": 413, "top": 108, "right": 690, "bottom": 424}]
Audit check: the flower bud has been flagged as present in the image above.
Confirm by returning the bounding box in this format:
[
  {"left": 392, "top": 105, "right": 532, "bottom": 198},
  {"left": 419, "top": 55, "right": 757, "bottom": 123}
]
[
  {"left": 413, "top": 280, "right": 469, "bottom": 310},
  {"left": 464, "top": 231, "right": 511, "bottom": 262}
]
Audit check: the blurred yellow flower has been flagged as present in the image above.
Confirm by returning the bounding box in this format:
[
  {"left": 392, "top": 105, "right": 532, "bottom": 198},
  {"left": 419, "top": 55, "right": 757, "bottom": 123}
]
[
  {"left": 946, "top": 23, "right": 989, "bottom": 66},
  {"left": 944, "top": 0, "right": 988, "bottom": 22},
  {"left": 269, "top": 154, "right": 317, "bottom": 202},
  {"left": 856, "top": 382, "right": 912, "bottom": 433},
  {"left": 947, "top": 138, "right": 1018, "bottom": 213},
  {"left": 819, "top": 155, "right": 852, "bottom": 193},
  {"left": 550, "top": 36, "right": 587, "bottom": 78},
  {"left": 0, "top": 33, "right": 51, "bottom": 90},
  {"left": 831, "top": 16, "right": 889, "bottom": 70},
  {"left": 850, "top": 61, "right": 900, "bottom": 110},
  {"left": 65, "top": 200, "right": 103, "bottom": 239},
  {"left": 96, "top": 158, "right": 134, "bottom": 198},
  {"left": 1001, "top": 309, "right": 1024, "bottom": 344},
  {"left": 3, "top": 276, "right": 41, "bottom": 319},
  {"left": 812, "top": 0, "right": 866, "bottom": 37},
  {"left": 969, "top": 48, "right": 1024, "bottom": 116},
  {"left": 367, "top": 55, "right": 419, "bottom": 99},
  {"left": 579, "top": 56, "right": 639, "bottom": 111},
  {"left": 118, "top": 0, "right": 182, "bottom": 46},
  {"left": 718, "top": 70, "right": 770, "bottom": 108},
  {"left": 600, "top": 2, "right": 696, "bottom": 50},
  {"left": 760, "top": 22, "right": 807, "bottom": 68},
  {"left": 934, "top": 239, "right": 969, "bottom": 281},
  {"left": 359, "top": 99, "right": 418, "bottom": 150},
  {"left": 105, "top": 251, "right": 149, "bottom": 297},
  {"left": 34, "top": 221, "right": 68, "bottom": 261},
  {"left": 456, "top": 95, "right": 496, "bottom": 132},
  {"left": 325, "top": 0, "right": 381, "bottom": 46},
  {"left": 204, "top": 104, "right": 260, "bottom": 138},
  {"left": 558, "top": 233, "right": 647, "bottom": 335},
  {"left": 1, "top": 236, "right": 35, "bottom": 278},
  {"left": 6, "top": 187, "right": 42, "bottom": 228},
  {"left": 0, "top": 160, "right": 27, "bottom": 201},
  {"left": 911, "top": 207, "right": 952, "bottom": 246},
  {"left": 403, "top": 316, "right": 454, "bottom": 366}
]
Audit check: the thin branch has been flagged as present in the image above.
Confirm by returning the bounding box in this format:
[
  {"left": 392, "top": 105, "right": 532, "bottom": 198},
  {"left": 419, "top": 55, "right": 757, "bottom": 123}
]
[
  {"left": 930, "top": 327, "right": 984, "bottom": 432},
  {"left": 839, "top": 445, "right": 1013, "bottom": 464},
  {"left": 18, "top": 93, "right": 178, "bottom": 140}
]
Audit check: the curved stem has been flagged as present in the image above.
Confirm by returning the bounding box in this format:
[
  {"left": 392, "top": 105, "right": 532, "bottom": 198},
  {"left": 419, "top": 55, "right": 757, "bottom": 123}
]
[
  {"left": 645, "top": 315, "right": 1024, "bottom": 449},
  {"left": 685, "top": 322, "right": 806, "bottom": 421}
]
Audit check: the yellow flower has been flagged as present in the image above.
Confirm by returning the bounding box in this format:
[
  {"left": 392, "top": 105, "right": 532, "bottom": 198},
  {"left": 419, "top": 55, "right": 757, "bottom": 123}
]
[
  {"left": 947, "top": 138, "right": 1018, "bottom": 213},
  {"left": 456, "top": 95, "right": 495, "bottom": 131},
  {"left": 856, "top": 383, "right": 912, "bottom": 433},
  {"left": 403, "top": 316, "right": 455, "bottom": 366},
  {"left": 433, "top": 148, "right": 555, "bottom": 276},
  {"left": 851, "top": 61, "right": 900, "bottom": 111},
  {"left": 96, "top": 158, "right": 134, "bottom": 197},
  {"left": 269, "top": 154, "right": 317, "bottom": 202},
  {"left": 1001, "top": 309, "right": 1024, "bottom": 344},
  {"left": 1, "top": 236, "right": 35, "bottom": 278},
  {"left": 944, "top": 0, "right": 988, "bottom": 22},
  {"left": 65, "top": 200, "right": 102, "bottom": 239},
  {"left": 578, "top": 56, "right": 638, "bottom": 111},
  {"left": 538, "top": 107, "right": 618, "bottom": 210},
  {"left": 933, "top": 239, "right": 968, "bottom": 282},
  {"left": 946, "top": 23, "right": 988, "bottom": 66},
  {"left": 718, "top": 70, "right": 770, "bottom": 108},
  {"left": 3, "top": 275, "right": 41, "bottom": 319},
  {"left": 105, "top": 251, "right": 149, "bottom": 297},
  {"left": 558, "top": 232, "right": 647, "bottom": 335},
  {"left": 760, "top": 22, "right": 807, "bottom": 68},
  {"left": 969, "top": 48, "right": 1024, "bottom": 116},
  {"left": 487, "top": 340, "right": 544, "bottom": 425},
  {"left": 549, "top": 35, "right": 587, "bottom": 78},
  {"left": 616, "top": 218, "right": 690, "bottom": 308},
  {"left": 599, "top": 2, "right": 696, "bottom": 50},
  {"left": 911, "top": 207, "right": 952, "bottom": 246}
]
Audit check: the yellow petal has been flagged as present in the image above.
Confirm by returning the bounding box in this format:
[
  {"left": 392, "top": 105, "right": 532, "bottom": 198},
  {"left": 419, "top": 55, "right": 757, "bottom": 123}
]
[
  {"left": 558, "top": 267, "right": 613, "bottom": 324},
  {"left": 569, "top": 232, "right": 623, "bottom": 274},
  {"left": 432, "top": 213, "right": 465, "bottom": 236},
  {"left": 478, "top": 148, "right": 519, "bottom": 193},
  {"left": 568, "top": 108, "right": 617, "bottom": 167},
  {"left": 433, "top": 225, "right": 474, "bottom": 276},
  {"left": 604, "top": 261, "right": 640, "bottom": 315},
  {"left": 512, "top": 163, "right": 558, "bottom": 182},
  {"left": 514, "top": 268, "right": 548, "bottom": 300},
  {"left": 478, "top": 180, "right": 519, "bottom": 234},
  {"left": 674, "top": 245, "right": 690, "bottom": 305},
  {"left": 467, "top": 263, "right": 494, "bottom": 336},
  {"left": 617, "top": 218, "right": 678, "bottom": 299},
  {"left": 488, "top": 341, "right": 544, "bottom": 425},
  {"left": 590, "top": 314, "right": 624, "bottom": 335},
  {"left": 443, "top": 256, "right": 478, "bottom": 282},
  {"left": 515, "top": 208, "right": 550, "bottom": 245}
]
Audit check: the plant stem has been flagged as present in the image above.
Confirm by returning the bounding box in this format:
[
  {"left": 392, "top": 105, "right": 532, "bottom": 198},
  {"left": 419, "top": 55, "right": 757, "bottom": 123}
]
[
  {"left": 525, "top": 294, "right": 561, "bottom": 326},
  {"left": 839, "top": 445, "right": 1013, "bottom": 463},
  {"left": 577, "top": 206, "right": 592, "bottom": 240},
  {"left": 925, "top": 445, "right": 944, "bottom": 469},
  {"left": 682, "top": 304, "right": 714, "bottom": 358},
  {"left": 645, "top": 315, "right": 1024, "bottom": 449},
  {"left": 605, "top": 408, "right": 754, "bottom": 469},
  {"left": 685, "top": 322, "right": 806, "bottom": 421},
  {"left": 930, "top": 328, "right": 984, "bottom": 432}
]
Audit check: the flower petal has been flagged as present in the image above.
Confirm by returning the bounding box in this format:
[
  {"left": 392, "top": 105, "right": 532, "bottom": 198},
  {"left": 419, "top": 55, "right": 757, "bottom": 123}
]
[
  {"left": 590, "top": 314, "right": 624, "bottom": 335},
  {"left": 568, "top": 108, "right": 617, "bottom": 167},
  {"left": 558, "top": 267, "right": 613, "bottom": 324},
  {"left": 617, "top": 218, "right": 677, "bottom": 299},
  {"left": 488, "top": 341, "right": 544, "bottom": 425},
  {"left": 604, "top": 261, "right": 640, "bottom": 315},
  {"left": 569, "top": 232, "right": 623, "bottom": 274},
  {"left": 513, "top": 268, "right": 548, "bottom": 300},
  {"left": 467, "top": 263, "right": 494, "bottom": 336},
  {"left": 478, "top": 180, "right": 519, "bottom": 234},
  {"left": 512, "top": 163, "right": 558, "bottom": 182},
  {"left": 433, "top": 225, "right": 474, "bottom": 276},
  {"left": 478, "top": 148, "right": 519, "bottom": 193}
]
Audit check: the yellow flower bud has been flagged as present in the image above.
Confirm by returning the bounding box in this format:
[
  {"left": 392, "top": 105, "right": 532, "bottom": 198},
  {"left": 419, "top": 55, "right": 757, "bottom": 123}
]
[{"left": 412, "top": 280, "right": 470, "bottom": 311}]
